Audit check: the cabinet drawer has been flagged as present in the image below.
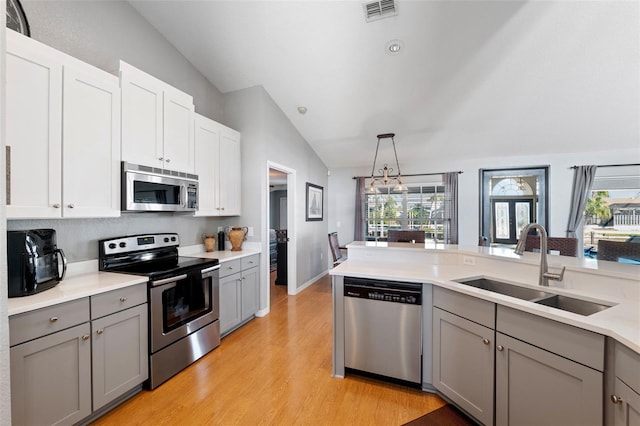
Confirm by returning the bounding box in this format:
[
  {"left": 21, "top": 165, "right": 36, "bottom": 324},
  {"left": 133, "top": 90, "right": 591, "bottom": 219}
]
[
  {"left": 9, "top": 298, "right": 90, "bottom": 346},
  {"left": 241, "top": 254, "right": 260, "bottom": 270},
  {"left": 91, "top": 283, "right": 147, "bottom": 319},
  {"left": 433, "top": 286, "right": 495, "bottom": 329},
  {"left": 497, "top": 305, "right": 604, "bottom": 371},
  {"left": 615, "top": 342, "right": 640, "bottom": 393},
  {"left": 219, "top": 259, "right": 241, "bottom": 278}
]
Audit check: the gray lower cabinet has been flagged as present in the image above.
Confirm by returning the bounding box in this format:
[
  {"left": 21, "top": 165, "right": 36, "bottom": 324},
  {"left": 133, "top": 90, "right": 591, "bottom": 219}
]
[
  {"left": 91, "top": 303, "right": 148, "bottom": 410},
  {"left": 432, "top": 287, "right": 496, "bottom": 426},
  {"left": 612, "top": 343, "right": 640, "bottom": 426},
  {"left": 495, "top": 332, "right": 603, "bottom": 426},
  {"left": 496, "top": 305, "right": 604, "bottom": 426},
  {"left": 10, "top": 298, "right": 92, "bottom": 426},
  {"left": 9, "top": 284, "right": 148, "bottom": 426},
  {"left": 219, "top": 254, "right": 260, "bottom": 336}
]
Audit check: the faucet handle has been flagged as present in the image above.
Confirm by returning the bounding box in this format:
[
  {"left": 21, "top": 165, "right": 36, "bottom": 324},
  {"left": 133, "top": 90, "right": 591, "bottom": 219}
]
[{"left": 543, "top": 266, "right": 566, "bottom": 282}]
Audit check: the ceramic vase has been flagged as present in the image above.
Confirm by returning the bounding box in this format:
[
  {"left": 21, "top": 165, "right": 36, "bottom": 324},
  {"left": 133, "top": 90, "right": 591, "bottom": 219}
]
[
  {"left": 203, "top": 234, "right": 216, "bottom": 252},
  {"left": 226, "top": 226, "right": 248, "bottom": 251}
]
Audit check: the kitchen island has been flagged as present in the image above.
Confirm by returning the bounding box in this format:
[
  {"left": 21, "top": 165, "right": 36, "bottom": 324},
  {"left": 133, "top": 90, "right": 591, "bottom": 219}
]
[{"left": 330, "top": 241, "right": 640, "bottom": 425}]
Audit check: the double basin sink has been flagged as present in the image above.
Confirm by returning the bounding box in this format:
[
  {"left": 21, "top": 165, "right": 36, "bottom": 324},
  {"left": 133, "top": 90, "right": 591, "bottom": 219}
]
[{"left": 454, "top": 277, "right": 613, "bottom": 316}]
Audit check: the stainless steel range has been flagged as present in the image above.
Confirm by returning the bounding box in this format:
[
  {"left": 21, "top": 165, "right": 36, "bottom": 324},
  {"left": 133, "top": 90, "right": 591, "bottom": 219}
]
[{"left": 99, "top": 233, "right": 220, "bottom": 389}]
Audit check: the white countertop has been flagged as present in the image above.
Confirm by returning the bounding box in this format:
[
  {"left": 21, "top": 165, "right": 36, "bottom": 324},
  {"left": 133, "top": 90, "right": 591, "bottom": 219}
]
[
  {"left": 8, "top": 243, "right": 262, "bottom": 317},
  {"left": 331, "top": 243, "right": 640, "bottom": 354},
  {"left": 8, "top": 272, "right": 148, "bottom": 317}
]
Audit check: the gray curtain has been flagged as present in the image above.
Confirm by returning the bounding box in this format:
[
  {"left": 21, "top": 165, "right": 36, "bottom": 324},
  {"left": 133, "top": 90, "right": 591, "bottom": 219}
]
[
  {"left": 444, "top": 172, "right": 459, "bottom": 244},
  {"left": 566, "top": 165, "right": 597, "bottom": 238},
  {"left": 354, "top": 177, "right": 365, "bottom": 241}
]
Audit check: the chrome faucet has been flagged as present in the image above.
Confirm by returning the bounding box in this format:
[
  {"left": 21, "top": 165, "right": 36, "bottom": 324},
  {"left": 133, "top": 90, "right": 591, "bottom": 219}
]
[{"left": 514, "top": 223, "right": 566, "bottom": 287}]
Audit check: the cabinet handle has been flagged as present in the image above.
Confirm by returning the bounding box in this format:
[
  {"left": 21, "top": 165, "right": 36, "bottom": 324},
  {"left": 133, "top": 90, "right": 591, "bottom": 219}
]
[
  {"left": 497, "top": 345, "right": 504, "bottom": 351},
  {"left": 52, "top": 203, "right": 61, "bottom": 208},
  {"left": 120, "top": 296, "right": 127, "bottom": 302},
  {"left": 49, "top": 316, "right": 58, "bottom": 323},
  {"left": 158, "top": 157, "right": 164, "bottom": 161},
  {"left": 221, "top": 207, "right": 225, "bottom": 210},
  {"left": 82, "top": 335, "right": 90, "bottom": 341},
  {"left": 482, "top": 338, "right": 490, "bottom": 345},
  {"left": 97, "top": 329, "right": 104, "bottom": 335},
  {"left": 611, "top": 395, "right": 623, "bottom": 404},
  {"left": 67, "top": 204, "right": 75, "bottom": 209},
  {"left": 166, "top": 158, "right": 171, "bottom": 163}
]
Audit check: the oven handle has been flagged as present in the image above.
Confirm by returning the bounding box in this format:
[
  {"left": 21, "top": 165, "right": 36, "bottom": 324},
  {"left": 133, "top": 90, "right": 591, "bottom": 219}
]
[
  {"left": 150, "top": 274, "right": 188, "bottom": 287},
  {"left": 201, "top": 265, "right": 220, "bottom": 275}
]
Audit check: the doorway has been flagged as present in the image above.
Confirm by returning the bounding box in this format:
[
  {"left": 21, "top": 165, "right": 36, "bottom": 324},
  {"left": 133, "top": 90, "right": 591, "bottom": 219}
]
[
  {"left": 491, "top": 198, "right": 534, "bottom": 244},
  {"left": 266, "top": 163, "right": 297, "bottom": 302}
]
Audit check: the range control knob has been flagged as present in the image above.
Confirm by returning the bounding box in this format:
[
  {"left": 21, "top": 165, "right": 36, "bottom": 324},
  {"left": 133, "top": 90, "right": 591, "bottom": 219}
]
[
  {"left": 171, "top": 236, "right": 177, "bottom": 242},
  {"left": 119, "top": 242, "right": 126, "bottom": 248},
  {"left": 108, "top": 243, "right": 116, "bottom": 249},
  {"left": 164, "top": 237, "right": 170, "bottom": 243}
]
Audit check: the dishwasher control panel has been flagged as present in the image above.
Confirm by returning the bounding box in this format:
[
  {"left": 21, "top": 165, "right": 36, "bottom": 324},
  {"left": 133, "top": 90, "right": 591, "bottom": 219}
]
[{"left": 344, "top": 277, "right": 422, "bottom": 305}]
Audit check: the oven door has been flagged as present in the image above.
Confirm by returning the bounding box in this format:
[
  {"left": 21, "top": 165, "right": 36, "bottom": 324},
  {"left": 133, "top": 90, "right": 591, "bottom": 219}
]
[{"left": 149, "top": 265, "right": 219, "bottom": 353}]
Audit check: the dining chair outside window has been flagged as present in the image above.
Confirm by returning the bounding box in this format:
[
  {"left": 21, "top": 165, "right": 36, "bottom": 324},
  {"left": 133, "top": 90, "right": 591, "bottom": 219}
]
[
  {"left": 387, "top": 230, "right": 425, "bottom": 243},
  {"left": 328, "top": 232, "right": 347, "bottom": 266},
  {"left": 525, "top": 235, "right": 578, "bottom": 257}
]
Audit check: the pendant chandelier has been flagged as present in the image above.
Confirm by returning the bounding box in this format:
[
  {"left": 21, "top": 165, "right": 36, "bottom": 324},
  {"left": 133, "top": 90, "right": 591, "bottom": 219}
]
[{"left": 367, "top": 133, "right": 407, "bottom": 194}]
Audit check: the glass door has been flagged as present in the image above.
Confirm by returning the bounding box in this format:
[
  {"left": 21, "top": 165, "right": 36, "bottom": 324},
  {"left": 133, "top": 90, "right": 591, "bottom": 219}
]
[{"left": 492, "top": 199, "right": 534, "bottom": 244}]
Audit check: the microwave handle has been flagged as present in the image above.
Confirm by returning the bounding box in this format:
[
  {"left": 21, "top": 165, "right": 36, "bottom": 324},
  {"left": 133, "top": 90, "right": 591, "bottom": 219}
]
[
  {"left": 55, "top": 248, "right": 68, "bottom": 281},
  {"left": 182, "top": 184, "right": 188, "bottom": 209}
]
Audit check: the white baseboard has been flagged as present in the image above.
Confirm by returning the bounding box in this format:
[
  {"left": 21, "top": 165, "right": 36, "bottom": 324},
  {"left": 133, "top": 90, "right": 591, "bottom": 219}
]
[{"left": 291, "top": 269, "right": 329, "bottom": 295}]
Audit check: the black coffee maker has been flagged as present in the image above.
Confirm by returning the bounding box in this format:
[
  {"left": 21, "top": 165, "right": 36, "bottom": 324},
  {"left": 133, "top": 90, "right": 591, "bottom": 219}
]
[{"left": 7, "top": 229, "right": 67, "bottom": 297}]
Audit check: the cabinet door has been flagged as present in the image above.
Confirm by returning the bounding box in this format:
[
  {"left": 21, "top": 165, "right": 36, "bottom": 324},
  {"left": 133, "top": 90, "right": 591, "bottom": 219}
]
[
  {"left": 194, "top": 114, "right": 222, "bottom": 216},
  {"left": 92, "top": 304, "right": 148, "bottom": 410},
  {"left": 63, "top": 65, "right": 121, "bottom": 218},
  {"left": 6, "top": 30, "right": 63, "bottom": 218},
  {"left": 163, "top": 87, "right": 195, "bottom": 173},
  {"left": 10, "top": 323, "right": 91, "bottom": 426},
  {"left": 219, "top": 273, "right": 241, "bottom": 335},
  {"left": 496, "top": 332, "right": 602, "bottom": 426},
  {"left": 612, "top": 378, "right": 640, "bottom": 426},
  {"left": 219, "top": 127, "right": 241, "bottom": 215},
  {"left": 433, "top": 307, "right": 494, "bottom": 426},
  {"left": 120, "top": 62, "right": 164, "bottom": 168},
  {"left": 241, "top": 266, "right": 260, "bottom": 321}
]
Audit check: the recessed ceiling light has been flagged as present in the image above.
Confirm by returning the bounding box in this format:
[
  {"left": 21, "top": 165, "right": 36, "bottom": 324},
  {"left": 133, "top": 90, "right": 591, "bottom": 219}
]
[
  {"left": 385, "top": 39, "right": 404, "bottom": 56},
  {"left": 297, "top": 106, "right": 308, "bottom": 114}
]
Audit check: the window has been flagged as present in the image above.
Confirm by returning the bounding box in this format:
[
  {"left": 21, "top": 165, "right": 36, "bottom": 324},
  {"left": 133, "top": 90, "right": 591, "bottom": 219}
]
[
  {"left": 582, "top": 166, "right": 640, "bottom": 258},
  {"left": 365, "top": 183, "right": 445, "bottom": 242}
]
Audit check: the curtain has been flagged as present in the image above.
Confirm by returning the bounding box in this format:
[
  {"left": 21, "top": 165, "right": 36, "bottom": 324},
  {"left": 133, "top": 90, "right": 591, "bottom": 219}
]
[
  {"left": 566, "top": 165, "right": 597, "bottom": 238},
  {"left": 444, "top": 172, "right": 459, "bottom": 244},
  {"left": 354, "top": 177, "right": 365, "bottom": 241}
]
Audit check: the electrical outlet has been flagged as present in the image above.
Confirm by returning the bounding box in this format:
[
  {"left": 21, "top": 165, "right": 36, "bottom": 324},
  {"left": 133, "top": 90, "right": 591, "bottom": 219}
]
[
  {"left": 320, "top": 252, "right": 323, "bottom": 260},
  {"left": 337, "top": 221, "right": 341, "bottom": 228},
  {"left": 463, "top": 256, "right": 476, "bottom": 266},
  {"left": 248, "top": 227, "right": 254, "bottom": 237}
]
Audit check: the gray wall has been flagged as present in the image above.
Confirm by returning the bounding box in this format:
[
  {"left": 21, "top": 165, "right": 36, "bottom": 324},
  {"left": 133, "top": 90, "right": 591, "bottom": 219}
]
[
  {"left": 224, "top": 86, "right": 328, "bottom": 297},
  {"left": 270, "top": 189, "right": 287, "bottom": 230},
  {"left": 8, "top": 0, "right": 231, "bottom": 262}
]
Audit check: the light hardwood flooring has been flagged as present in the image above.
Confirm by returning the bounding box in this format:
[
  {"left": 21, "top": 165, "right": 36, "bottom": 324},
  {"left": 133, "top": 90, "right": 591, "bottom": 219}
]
[{"left": 92, "top": 272, "right": 445, "bottom": 425}]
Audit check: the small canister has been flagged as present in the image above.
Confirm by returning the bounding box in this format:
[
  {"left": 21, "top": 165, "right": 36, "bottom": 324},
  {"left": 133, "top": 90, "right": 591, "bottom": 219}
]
[
  {"left": 203, "top": 234, "right": 216, "bottom": 252},
  {"left": 217, "top": 231, "right": 225, "bottom": 250}
]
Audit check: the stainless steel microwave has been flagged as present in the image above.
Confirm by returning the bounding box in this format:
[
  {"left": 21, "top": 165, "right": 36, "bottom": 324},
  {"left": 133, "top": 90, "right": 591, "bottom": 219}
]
[{"left": 122, "top": 162, "right": 198, "bottom": 212}]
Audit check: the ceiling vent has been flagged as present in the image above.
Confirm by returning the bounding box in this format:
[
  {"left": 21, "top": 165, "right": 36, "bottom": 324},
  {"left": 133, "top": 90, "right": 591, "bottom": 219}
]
[{"left": 363, "top": 0, "right": 398, "bottom": 23}]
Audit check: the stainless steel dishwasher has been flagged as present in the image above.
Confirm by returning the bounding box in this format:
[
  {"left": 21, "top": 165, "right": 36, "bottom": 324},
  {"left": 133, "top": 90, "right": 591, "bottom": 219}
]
[{"left": 343, "top": 276, "right": 422, "bottom": 384}]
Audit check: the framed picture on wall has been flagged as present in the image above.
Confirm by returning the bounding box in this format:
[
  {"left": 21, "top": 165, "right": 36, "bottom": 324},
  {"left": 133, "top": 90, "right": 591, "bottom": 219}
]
[{"left": 305, "top": 183, "right": 323, "bottom": 221}]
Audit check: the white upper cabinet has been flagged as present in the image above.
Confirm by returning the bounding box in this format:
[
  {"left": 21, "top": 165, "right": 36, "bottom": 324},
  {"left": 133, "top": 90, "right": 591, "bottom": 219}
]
[
  {"left": 194, "top": 113, "right": 241, "bottom": 216},
  {"left": 219, "top": 126, "right": 242, "bottom": 216},
  {"left": 6, "top": 30, "right": 120, "bottom": 219},
  {"left": 120, "top": 61, "right": 195, "bottom": 173},
  {"left": 63, "top": 64, "right": 121, "bottom": 218}
]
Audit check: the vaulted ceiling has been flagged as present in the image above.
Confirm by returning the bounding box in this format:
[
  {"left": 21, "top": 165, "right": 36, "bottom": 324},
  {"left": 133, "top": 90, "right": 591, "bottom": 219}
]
[{"left": 130, "top": 1, "right": 639, "bottom": 170}]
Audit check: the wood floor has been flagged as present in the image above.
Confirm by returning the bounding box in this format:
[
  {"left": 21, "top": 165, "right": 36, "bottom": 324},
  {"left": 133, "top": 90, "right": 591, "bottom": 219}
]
[{"left": 92, "top": 272, "right": 445, "bottom": 425}]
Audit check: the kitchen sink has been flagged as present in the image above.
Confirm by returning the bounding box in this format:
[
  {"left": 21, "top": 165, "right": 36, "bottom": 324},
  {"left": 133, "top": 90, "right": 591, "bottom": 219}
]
[
  {"left": 534, "top": 295, "right": 612, "bottom": 316},
  {"left": 454, "top": 277, "right": 553, "bottom": 301},
  {"left": 454, "top": 277, "right": 614, "bottom": 316}
]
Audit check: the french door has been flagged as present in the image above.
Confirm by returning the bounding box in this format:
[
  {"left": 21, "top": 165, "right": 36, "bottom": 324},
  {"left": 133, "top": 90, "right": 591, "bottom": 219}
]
[{"left": 491, "top": 198, "right": 534, "bottom": 244}]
